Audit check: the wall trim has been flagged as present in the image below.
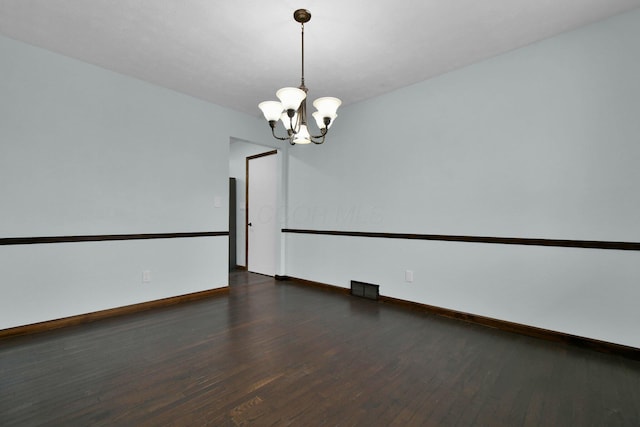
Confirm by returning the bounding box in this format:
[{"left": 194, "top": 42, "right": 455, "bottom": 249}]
[
  {"left": 282, "top": 275, "right": 640, "bottom": 360},
  {"left": 281, "top": 229, "right": 640, "bottom": 251},
  {"left": 246, "top": 149, "right": 278, "bottom": 161},
  {"left": 0, "top": 287, "right": 229, "bottom": 339},
  {"left": 0, "top": 231, "right": 229, "bottom": 246}
]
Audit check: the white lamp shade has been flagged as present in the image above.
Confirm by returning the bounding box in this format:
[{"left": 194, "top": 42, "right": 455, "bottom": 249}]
[
  {"left": 313, "top": 97, "right": 341, "bottom": 118},
  {"left": 293, "top": 124, "right": 311, "bottom": 144},
  {"left": 276, "top": 87, "right": 306, "bottom": 111},
  {"left": 280, "top": 111, "right": 298, "bottom": 130},
  {"left": 312, "top": 111, "right": 337, "bottom": 129},
  {"left": 258, "top": 101, "right": 284, "bottom": 122}
]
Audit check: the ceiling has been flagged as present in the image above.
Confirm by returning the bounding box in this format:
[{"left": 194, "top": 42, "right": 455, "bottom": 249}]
[{"left": 1, "top": 0, "right": 639, "bottom": 117}]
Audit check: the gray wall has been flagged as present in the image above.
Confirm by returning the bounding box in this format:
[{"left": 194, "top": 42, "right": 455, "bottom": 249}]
[
  {"left": 0, "top": 34, "right": 267, "bottom": 329},
  {"left": 285, "top": 10, "right": 640, "bottom": 347}
]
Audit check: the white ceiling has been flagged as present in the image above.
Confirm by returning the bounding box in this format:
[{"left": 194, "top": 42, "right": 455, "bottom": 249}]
[{"left": 1, "top": 0, "right": 639, "bottom": 117}]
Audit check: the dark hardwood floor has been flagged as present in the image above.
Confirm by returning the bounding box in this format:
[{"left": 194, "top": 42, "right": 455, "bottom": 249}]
[{"left": 1, "top": 271, "right": 639, "bottom": 426}]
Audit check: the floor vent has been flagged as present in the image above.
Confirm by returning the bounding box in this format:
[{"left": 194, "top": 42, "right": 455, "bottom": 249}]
[{"left": 350, "top": 281, "right": 380, "bottom": 301}]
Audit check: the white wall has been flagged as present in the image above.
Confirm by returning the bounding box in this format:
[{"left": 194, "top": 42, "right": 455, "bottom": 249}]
[
  {"left": 0, "top": 34, "right": 268, "bottom": 330},
  {"left": 285, "top": 9, "right": 640, "bottom": 347}
]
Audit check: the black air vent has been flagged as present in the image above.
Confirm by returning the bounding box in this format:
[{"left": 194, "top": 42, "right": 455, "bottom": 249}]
[{"left": 350, "top": 281, "right": 380, "bottom": 301}]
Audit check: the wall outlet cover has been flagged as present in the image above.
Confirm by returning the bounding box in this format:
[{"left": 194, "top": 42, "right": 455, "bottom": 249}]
[
  {"left": 405, "top": 270, "right": 414, "bottom": 282},
  {"left": 142, "top": 270, "right": 152, "bottom": 283}
]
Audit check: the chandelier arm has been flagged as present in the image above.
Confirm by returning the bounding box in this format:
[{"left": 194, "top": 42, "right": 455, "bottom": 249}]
[
  {"left": 289, "top": 114, "right": 297, "bottom": 134},
  {"left": 310, "top": 127, "right": 328, "bottom": 140},
  {"left": 268, "top": 122, "right": 290, "bottom": 141},
  {"left": 310, "top": 131, "right": 327, "bottom": 144},
  {"left": 297, "top": 99, "right": 306, "bottom": 131}
]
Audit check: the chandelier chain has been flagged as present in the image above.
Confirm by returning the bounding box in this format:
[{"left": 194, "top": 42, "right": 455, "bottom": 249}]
[{"left": 301, "top": 23, "right": 305, "bottom": 89}]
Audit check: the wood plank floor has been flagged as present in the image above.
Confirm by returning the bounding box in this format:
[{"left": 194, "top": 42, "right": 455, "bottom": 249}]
[{"left": 1, "top": 271, "right": 639, "bottom": 426}]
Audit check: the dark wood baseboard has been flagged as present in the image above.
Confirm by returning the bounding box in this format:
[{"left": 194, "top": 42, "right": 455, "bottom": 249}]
[
  {"left": 282, "top": 276, "right": 351, "bottom": 295},
  {"left": 234, "top": 265, "right": 248, "bottom": 271},
  {"left": 0, "top": 287, "right": 229, "bottom": 340},
  {"left": 282, "top": 276, "right": 640, "bottom": 360},
  {"left": 378, "top": 295, "right": 640, "bottom": 360}
]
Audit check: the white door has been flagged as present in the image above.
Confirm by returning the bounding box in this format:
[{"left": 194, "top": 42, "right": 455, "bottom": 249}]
[{"left": 247, "top": 151, "right": 277, "bottom": 276}]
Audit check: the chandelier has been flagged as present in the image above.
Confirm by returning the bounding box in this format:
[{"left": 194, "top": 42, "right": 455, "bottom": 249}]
[{"left": 258, "top": 9, "right": 341, "bottom": 145}]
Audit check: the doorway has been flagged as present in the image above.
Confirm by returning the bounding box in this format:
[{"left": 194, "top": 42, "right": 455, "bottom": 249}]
[{"left": 246, "top": 150, "right": 278, "bottom": 276}]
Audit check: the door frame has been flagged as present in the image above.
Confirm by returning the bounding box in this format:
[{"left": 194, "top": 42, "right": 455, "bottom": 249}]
[{"left": 245, "top": 149, "right": 278, "bottom": 272}]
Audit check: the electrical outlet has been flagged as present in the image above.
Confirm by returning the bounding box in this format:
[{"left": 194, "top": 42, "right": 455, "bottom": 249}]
[
  {"left": 142, "top": 270, "right": 152, "bottom": 283},
  {"left": 405, "top": 270, "right": 414, "bottom": 283}
]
